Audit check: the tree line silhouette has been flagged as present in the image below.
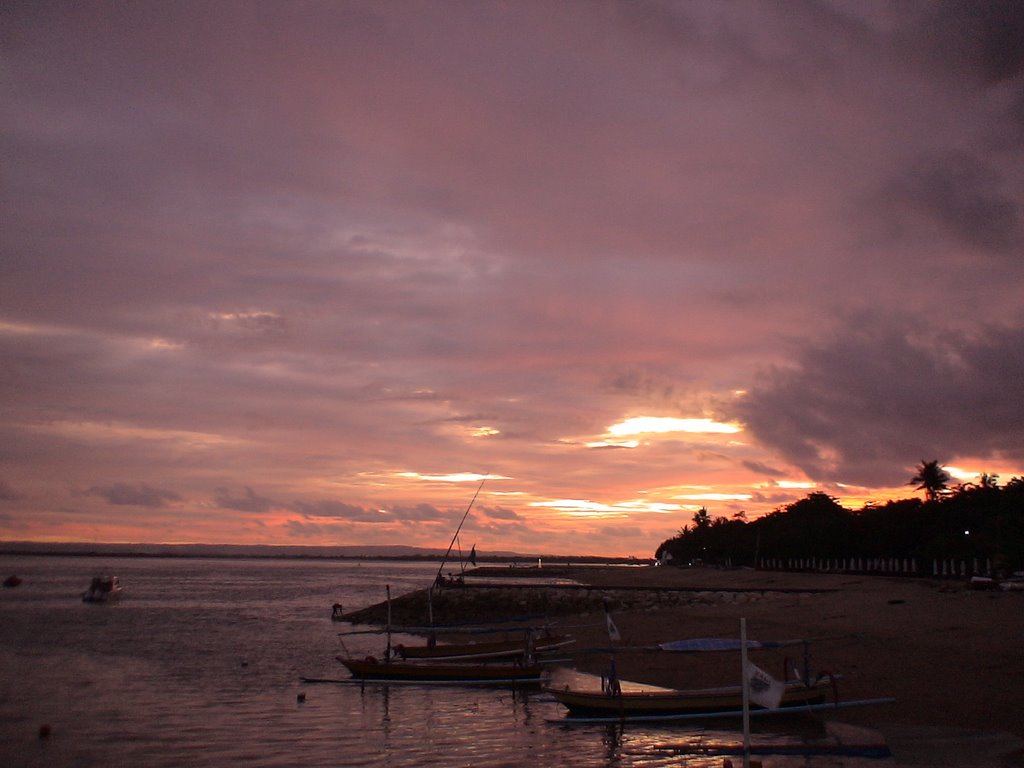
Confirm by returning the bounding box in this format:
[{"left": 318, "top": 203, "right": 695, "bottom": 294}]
[{"left": 655, "top": 461, "right": 1024, "bottom": 577}]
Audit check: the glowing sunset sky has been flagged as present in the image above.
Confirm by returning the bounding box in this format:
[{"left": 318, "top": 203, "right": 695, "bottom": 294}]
[{"left": 3, "top": 2, "right": 1023, "bottom": 556}]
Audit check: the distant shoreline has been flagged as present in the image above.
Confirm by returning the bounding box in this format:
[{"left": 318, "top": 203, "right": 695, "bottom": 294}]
[
  {"left": 0, "top": 550, "right": 449, "bottom": 562},
  {"left": 0, "top": 541, "right": 652, "bottom": 565}
]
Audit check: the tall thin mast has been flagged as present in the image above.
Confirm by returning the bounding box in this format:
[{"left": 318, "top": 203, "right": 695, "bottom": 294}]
[{"left": 433, "top": 477, "right": 486, "bottom": 591}]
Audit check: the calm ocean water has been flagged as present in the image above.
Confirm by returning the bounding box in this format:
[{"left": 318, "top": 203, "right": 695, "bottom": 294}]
[{"left": 0, "top": 556, "right": 874, "bottom": 767}]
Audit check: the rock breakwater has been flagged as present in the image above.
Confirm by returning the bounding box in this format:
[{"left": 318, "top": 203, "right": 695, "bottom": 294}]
[{"left": 338, "top": 581, "right": 808, "bottom": 629}]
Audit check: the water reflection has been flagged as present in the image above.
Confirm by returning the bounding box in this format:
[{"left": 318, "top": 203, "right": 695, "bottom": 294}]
[
  {"left": 340, "top": 681, "right": 546, "bottom": 767},
  {"left": 600, "top": 721, "right": 623, "bottom": 762},
  {"left": 548, "top": 718, "right": 892, "bottom": 767},
  {"left": 1, "top": 557, "right": 890, "bottom": 768}
]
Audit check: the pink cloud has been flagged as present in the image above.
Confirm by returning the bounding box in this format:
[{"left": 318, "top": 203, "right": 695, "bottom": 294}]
[{"left": 2, "top": 1, "right": 1022, "bottom": 555}]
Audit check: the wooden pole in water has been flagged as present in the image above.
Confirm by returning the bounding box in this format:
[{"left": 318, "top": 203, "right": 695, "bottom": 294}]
[
  {"left": 385, "top": 585, "right": 392, "bottom": 660},
  {"left": 740, "top": 617, "right": 751, "bottom": 768}
]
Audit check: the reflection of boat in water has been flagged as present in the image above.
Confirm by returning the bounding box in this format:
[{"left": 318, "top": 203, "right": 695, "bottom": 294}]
[
  {"left": 543, "top": 667, "right": 833, "bottom": 718},
  {"left": 82, "top": 575, "right": 123, "bottom": 603},
  {"left": 336, "top": 654, "right": 544, "bottom": 683}
]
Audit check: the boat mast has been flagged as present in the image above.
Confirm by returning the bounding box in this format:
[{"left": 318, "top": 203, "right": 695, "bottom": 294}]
[{"left": 432, "top": 477, "right": 486, "bottom": 591}]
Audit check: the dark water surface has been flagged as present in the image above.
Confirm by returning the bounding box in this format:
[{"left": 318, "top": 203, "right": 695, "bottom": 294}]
[{"left": 1, "top": 556, "right": 877, "bottom": 767}]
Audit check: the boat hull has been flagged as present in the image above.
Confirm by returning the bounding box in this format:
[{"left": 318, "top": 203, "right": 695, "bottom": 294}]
[
  {"left": 395, "top": 634, "right": 574, "bottom": 661},
  {"left": 544, "top": 669, "right": 831, "bottom": 717},
  {"left": 337, "top": 655, "right": 544, "bottom": 682}
]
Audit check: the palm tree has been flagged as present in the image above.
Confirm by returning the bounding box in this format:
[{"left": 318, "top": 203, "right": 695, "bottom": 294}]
[
  {"left": 908, "top": 459, "right": 951, "bottom": 502},
  {"left": 979, "top": 473, "right": 999, "bottom": 489}
]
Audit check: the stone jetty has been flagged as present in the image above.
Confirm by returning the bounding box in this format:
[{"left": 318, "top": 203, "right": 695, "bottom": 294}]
[{"left": 338, "top": 565, "right": 830, "bottom": 628}]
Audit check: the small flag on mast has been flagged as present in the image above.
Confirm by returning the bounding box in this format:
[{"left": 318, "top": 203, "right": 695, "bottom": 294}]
[
  {"left": 744, "top": 660, "right": 785, "bottom": 710},
  {"left": 604, "top": 608, "right": 621, "bottom": 643}
]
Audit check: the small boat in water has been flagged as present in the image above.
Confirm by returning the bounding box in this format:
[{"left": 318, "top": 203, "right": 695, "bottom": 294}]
[
  {"left": 82, "top": 575, "right": 123, "bottom": 603},
  {"left": 393, "top": 631, "right": 574, "bottom": 661},
  {"left": 336, "top": 654, "right": 545, "bottom": 683},
  {"left": 543, "top": 667, "right": 833, "bottom": 718},
  {"left": 3, "top": 574, "right": 22, "bottom": 588}
]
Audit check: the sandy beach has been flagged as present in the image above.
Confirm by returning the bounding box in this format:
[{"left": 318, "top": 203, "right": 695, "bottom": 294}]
[{"left": 346, "top": 564, "right": 1024, "bottom": 766}]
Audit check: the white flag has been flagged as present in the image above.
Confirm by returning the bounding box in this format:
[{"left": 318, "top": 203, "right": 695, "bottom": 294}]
[
  {"left": 605, "top": 611, "right": 621, "bottom": 643},
  {"left": 745, "top": 661, "right": 784, "bottom": 710}
]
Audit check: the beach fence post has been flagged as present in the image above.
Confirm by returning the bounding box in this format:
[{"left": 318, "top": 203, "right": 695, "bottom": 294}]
[{"left": 740, "top": 617, "right": 751, "bottom": 768}]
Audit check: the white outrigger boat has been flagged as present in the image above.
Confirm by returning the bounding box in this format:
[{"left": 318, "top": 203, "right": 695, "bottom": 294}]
[
  {"left": 543, "top": 667, "right": 834, "bottom": 719},
  {"left": 82, "top": 575, "right": 123, "bottom": 603}
]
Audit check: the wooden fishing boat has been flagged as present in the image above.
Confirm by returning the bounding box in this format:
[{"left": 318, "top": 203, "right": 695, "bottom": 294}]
[
  {"left": 543, "top": 667, "right": 833, "bottom": 717},
  {"left": 337, "top": 654, "right": 545, "bottom": 683},
  {"left": 393, "top": 632, "right": 574, "bottom": 661}
]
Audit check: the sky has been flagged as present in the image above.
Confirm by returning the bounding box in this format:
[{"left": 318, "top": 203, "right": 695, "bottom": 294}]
[{"left": 2, "top": 1, "right": 1023, "bottom": 557}]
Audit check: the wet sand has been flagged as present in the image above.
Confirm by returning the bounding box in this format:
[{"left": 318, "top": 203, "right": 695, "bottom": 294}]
[{"left": 343, "top": 565, "right": 1024, "bottom": 765}]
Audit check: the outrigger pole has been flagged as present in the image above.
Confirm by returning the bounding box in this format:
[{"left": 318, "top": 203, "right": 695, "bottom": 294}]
[{"left": 432, "top": 476, "right": 486, "bottom": 592}]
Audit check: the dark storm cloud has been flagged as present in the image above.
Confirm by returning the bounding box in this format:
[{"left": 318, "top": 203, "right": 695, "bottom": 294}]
[
  {"left": 476, "top": 505, "right": 524, "bottom": 522},
  {"left": 0, "top": 480, "right": 23, "bottom": 501},
  {"left": 289, "top": 500, "right": 448, "bottom": 523},
  {"left": 738, "top": 319, "right": 1024, "bottom": 487},
  {"left": 291, "top": 500, "right": 387, "bottom": 522},
  {"left": 388, "top": 503, "right": 449, "bottom": 522},
  {"left": 282, "top": 520, "right": 335, "bottom": 539},
  {"left": 882, "top": 151, "right": 1021, "bottom": 254},
  {"left": 86, "top": 482, "right": 182, "bottom": 508},
  {"left": 740, "top": 461, "right": 785, "bottom": 479},
  {"left": 916, "top": 0, "right": 1024, "bottom": 84},
  {"left": 465, "top": 506, "right": 532, "bottom": 539},
  {"left": 214, "top": 487, "right": 277, "bottom": 513}
]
